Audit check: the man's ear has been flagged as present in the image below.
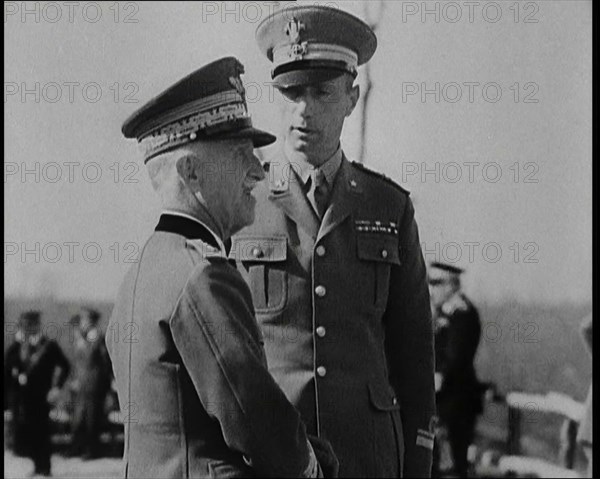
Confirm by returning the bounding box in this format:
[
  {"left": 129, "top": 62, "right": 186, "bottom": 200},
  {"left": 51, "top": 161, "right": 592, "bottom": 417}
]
[
  {"left": 346, "top": 84, "right": 360, "bottom": 117},
  {"left": 176, "top": 154, "right": 201, "bottom": 188}
]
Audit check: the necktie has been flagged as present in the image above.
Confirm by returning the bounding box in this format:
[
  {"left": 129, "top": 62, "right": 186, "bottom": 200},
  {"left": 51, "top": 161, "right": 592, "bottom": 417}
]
[{"left": 307, "top": 169, "right": 329, "bottom": 219}]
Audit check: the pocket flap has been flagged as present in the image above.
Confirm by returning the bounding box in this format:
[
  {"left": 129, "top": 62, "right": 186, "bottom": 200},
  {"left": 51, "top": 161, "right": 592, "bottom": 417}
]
[
  {"left": 357, "top": 235, "right": 401, "bottom": 266},
  {"left": 229, "top": 236, "right": 287, "bottom": 262},
  {"left": 368, "top": 382, "right": 401, "bottom": 411}
]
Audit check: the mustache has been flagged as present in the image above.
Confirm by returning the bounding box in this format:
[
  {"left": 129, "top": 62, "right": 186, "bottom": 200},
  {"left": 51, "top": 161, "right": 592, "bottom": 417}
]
[{"left": 242, "top": 176, "right": 262, "bottom": 192}]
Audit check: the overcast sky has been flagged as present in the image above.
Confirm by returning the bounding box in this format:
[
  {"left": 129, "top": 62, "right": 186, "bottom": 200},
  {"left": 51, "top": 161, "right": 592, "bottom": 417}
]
[{"left": 5, "top": 1, "right": 592, "bottom": 304}]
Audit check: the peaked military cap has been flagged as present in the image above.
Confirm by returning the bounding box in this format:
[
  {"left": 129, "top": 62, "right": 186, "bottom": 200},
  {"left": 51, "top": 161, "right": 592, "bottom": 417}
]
[
  {"left": 122, "top": 57, "right": 276, "bottom": 162},
  {"left": 19, "top": 310, "right": 41, "bottom": 324},
  {"left": 256, "top": 5, "right": 377, "bottom": 88}
]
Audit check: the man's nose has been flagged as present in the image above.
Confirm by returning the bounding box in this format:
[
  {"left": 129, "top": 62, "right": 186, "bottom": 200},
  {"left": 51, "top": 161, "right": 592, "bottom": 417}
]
[
  {"left": 250, "top": 155, "right": 266, "bottom": 181},
  {"left": 295, "top": 94, "right": 314, "bottom": 118}
]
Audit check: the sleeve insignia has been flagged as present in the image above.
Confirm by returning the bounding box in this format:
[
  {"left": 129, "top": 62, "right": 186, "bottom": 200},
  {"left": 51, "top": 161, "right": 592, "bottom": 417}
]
[{"left": 416, "top": 429, "right": 435, "bottom": 450}]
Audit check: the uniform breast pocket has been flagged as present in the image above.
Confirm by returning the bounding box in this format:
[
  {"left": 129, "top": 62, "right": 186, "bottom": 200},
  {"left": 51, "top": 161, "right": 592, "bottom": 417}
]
[
  {"left": 356, "top": 234, "right": 402, "bottom": 311},
  {"left": 230, "top": 236, "right": 288, "bottom": 313}
]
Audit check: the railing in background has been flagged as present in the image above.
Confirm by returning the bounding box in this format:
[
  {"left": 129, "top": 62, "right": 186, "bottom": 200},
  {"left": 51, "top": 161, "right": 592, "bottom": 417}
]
[{"left": 500, "top": 391, "right": 584, "bottom": 478}]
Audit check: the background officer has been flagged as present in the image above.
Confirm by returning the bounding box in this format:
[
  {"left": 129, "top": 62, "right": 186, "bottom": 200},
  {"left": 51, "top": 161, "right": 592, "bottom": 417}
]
[
  {"left": 69, "top": 307, "right": 112, "bottom": 459},
  {"left": 107, "top": 57, "right": 336, "bottom": 478},
  {"left": 4, "top": 311, "right": 71, "bottom": 477},
  {"left": 576, "top": 313, "right": 592, "bottom": 478},
  {"left": 428, "top": 262, "right": 483, "bottom": 477},
  {"left": 232, "top": 6, "right": 436, "bottom": 477}
]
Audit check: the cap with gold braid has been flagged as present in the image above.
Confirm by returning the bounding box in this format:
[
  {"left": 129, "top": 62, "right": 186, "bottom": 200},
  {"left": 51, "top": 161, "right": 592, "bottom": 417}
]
[
  {"left": 122, "top": 57, "right": 276, "bottom": 162},
  {"left": 256, "top": 5, "right": 377, "bottom": 88}
]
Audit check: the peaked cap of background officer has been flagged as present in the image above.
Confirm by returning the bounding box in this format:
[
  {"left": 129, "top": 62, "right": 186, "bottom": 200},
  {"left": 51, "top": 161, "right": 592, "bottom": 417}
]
[
  {"left": 428, "top": 262, "right": 464, "bottom": 284},
  {"left": 256, "top": 5, "right": 377, "bottom": 88},
  {"left": 19, "top": 310, "right": 41, "bottom": 325},
  {"left": 122, "top": 57, "right": 276, "bottom": 162}
]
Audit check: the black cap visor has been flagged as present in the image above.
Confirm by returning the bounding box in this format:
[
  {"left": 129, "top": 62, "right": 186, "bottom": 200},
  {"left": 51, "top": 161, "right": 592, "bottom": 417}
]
[
  {"left": 273, "top": 60, "right": 356, "bottom": 89},
  {"left": 218, "top": 126, "right": 277, "bottom": 148}
]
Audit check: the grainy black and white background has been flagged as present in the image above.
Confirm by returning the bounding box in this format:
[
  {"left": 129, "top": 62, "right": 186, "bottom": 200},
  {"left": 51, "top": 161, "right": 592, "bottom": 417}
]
[{"left": 4, "top": 1, "right": 592, "bottom": 478}]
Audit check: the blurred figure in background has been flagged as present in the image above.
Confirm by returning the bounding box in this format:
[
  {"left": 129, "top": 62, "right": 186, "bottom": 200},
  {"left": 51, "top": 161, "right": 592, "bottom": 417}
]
[
  {"left": 4, "top": 311, "right": 71, "bottom": 477},
  {"left": 428, "top": 263, "right": 483, "bottom": 477},
  {"left": 577, "top": 313, "right": 592, "bottom": 478},
  {"left": 69, "top": 307, "right": 112, "bottom": 460}
]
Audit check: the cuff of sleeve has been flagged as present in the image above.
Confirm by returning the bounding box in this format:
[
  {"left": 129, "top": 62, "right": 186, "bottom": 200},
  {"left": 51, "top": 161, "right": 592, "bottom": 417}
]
[
  {"left": 303, "top": 440, "right": 319, "bottom": 478},
  {"left": 416, "top": 429, "right": 435, "bottom": 450}
]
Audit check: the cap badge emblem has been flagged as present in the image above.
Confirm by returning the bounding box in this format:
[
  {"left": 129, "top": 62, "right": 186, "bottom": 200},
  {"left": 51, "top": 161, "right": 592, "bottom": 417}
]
[
  {"left": 285, "top": 18, "right": 305, "bottom": 43},
  {"left": 290, "top": 42, "right": 308, "bottom": 60}
]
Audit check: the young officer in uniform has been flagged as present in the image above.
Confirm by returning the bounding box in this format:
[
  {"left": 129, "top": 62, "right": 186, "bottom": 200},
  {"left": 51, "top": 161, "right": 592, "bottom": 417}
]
[
  {"left": 106, "top": 57, "right": 337, "bottom": 478},
  {"left": 231, "top": 6, "right": 436, "bottom": 477}
]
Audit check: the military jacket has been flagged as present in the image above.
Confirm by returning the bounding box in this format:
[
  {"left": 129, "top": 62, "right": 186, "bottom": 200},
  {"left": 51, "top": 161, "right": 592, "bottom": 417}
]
[
  {"left": 232, "top": 154, "right": 436, "bottom": 477},
  {"left": 106, "top": 214, "right": 318, "bottom": 479},
  {"left": 4, "top": 335, "right": 70, "bottom": 405},
  {"left": 576, "top": 314, "right": 592, "bottom": 446},
  {"left": 434, "top": 292, "right": 483, "bottom": 418}
]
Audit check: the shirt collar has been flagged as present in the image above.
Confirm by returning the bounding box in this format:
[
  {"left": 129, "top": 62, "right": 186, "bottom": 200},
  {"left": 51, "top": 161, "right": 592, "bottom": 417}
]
[
  {"left": 287, "top": 144, "right": 343, "bottom": 187},
  {"left": 161, "top": 210, "right": 227, "bottom": 256}
]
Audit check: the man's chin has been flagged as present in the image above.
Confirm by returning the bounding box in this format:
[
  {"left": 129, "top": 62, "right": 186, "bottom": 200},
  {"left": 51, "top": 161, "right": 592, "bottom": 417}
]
[
  {"left": 232, "top": 206, "right": 256, "bottom": 234},
  {"left": 286, "top": 134, "right": 312, "bottom": 151},
  {"left": 286, "top": 139, "right": 317, "bottom": 160}
]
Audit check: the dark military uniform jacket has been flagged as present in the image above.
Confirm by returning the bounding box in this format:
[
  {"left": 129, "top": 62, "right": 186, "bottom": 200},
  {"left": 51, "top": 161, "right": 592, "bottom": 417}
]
[
  {"left": 577, "top": 314, "right": 592, "bottom": 447},
  {"left": 434, "top": 292, "right": 483, "bottom": 419},
  {"left": 232, "top": 153, "right": 436, "bottom": 477},
  {"left": 5, "top": 334, "right": 70, "bottom": 401},
  {"left": 106, "top": 213, "right": 319, "bottom": 479},
  {"left": 4, "top": 334, "right": 70, "bottom": 455}
]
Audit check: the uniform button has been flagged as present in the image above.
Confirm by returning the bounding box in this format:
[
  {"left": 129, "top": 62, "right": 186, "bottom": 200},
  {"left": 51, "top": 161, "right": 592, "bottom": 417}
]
[
  {"left": 316, "top": 326, "right": 326, "bottom": 337},
  {"left": 392, "top": 397, "right": 398, "bottom": 405},
  {"left": 317, "top": 366, "right": 327, "bottom": 377},
  {"left": 251, "top": 247, "right": 263, "bottom": 258},
  {"left": 381, "top": 249, "right": 388, "bottom": 259},
  {"left": 315, "top": 285, "right": 326, "bottom": 297},
  {"left": 316, "top": 245, "right": 326, "bottom": 257}
]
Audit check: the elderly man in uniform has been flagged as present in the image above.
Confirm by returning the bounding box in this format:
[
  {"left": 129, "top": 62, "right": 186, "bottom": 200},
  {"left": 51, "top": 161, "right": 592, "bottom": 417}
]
[
  {"left": 231, "top": 6, "right": 436, "bottom": 477},
  {"left": 428, "top": 262, "right": 482, "bottom": 477},
  {"left": 106, "top": 57, "right": 337, "bottom": 478},
  {"left": 4, "top": 311, "right": 71, "bottom": 477}
]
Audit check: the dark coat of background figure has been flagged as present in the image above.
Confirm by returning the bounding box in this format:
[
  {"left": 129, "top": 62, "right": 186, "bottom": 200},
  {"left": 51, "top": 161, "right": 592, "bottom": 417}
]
[
  {"left": 433, "top": 292, "right": 483, "bottom": 476},
  {"left": 4, "top": 326, "right": 71, "bottom": 475},
  {"left": 576, "top": 313, "right": 592, "bottom": 477},
  {"left": 232, "top": 154, "right": 436, "bottom": 478},
  {"left": 70, "top": 313, "right": 113, "bottom": 459}
]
